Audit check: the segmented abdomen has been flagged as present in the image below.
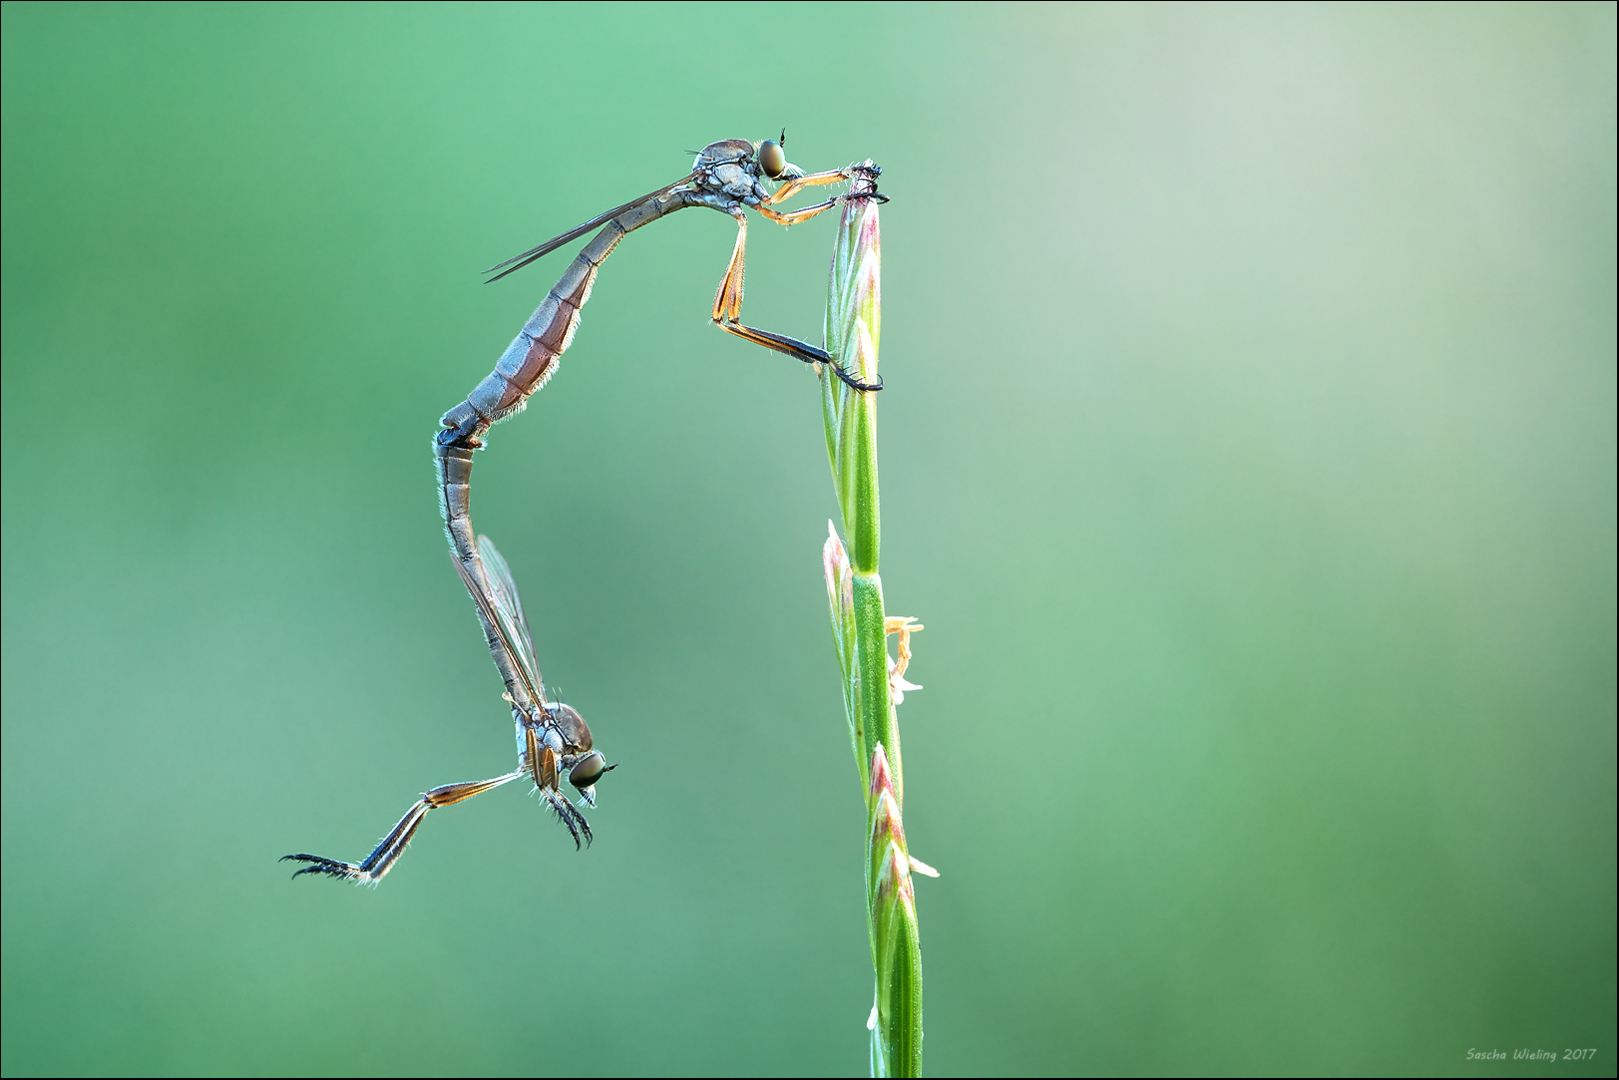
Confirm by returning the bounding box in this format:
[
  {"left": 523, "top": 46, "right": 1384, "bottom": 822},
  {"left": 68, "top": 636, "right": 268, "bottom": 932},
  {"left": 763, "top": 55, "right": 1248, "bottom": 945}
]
[
  {"left": 440, "top": 228, "right": 611, "bottom": 440},
  {"left": 432, "top": 189, "right": 693, "bottom": 708},
  {"left": 438, "top": 190, "right": 688, "bottom": 447}
]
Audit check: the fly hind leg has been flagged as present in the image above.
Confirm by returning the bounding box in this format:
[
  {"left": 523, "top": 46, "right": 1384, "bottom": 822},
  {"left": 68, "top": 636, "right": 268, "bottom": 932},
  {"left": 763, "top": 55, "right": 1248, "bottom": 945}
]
[
  {"left": 718, "top": 322, "right": 882, "bottom": 392},
  {"left": 710, "top": 209, "right": 882, "bottom": 392},
  {"left": 283, "top": 771, "right": 521, "bottom": 884}
]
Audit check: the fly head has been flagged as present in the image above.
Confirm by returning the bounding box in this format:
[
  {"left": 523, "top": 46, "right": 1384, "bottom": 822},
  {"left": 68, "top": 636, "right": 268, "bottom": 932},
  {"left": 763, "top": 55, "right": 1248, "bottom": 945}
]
[
  {"left": 693, "top": 137, "right": 799, "bottom": 203},
  {"left": 568, "top": 751, "right": 617, "bottom": 808}
]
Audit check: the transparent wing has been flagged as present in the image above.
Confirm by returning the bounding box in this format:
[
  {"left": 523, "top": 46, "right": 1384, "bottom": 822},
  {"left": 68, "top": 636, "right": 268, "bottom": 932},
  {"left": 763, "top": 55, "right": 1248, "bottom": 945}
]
[
  {"left": 475, "top": 535, "right": 536, "bottom": 669},
  {"left": 452, "top": 541, "right": 545, "bottom": 710},
  {"left": 483, "top": 172, "right": 697, "bottom": 283}
]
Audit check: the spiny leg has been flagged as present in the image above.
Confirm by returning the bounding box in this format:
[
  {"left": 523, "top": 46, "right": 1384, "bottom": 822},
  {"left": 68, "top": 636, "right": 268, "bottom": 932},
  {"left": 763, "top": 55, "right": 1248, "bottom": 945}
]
[
  {"left": 762, "top": 164, "right": 886, "bottom": 220},
  {"left": 523, "top": 727, "right": 591, "bottom": 849},
  {"left": 709, "top": 210, "right": 882, "bottom": 392},
  {"left": 711, "top": 209, "right": 748, "bottom": 323},
  {"left": 282, "top": 801, "right": 431, "bottom": 884},
  {"left": 763, "top": 167, "right": 855, "bottom": 206},
  {"left": 755, "top": 198, "right": 841, "bottom": 227},
  {"left": 283, "top": 771, "right": 521, "bottom": 884},
  {"left": 716, "top": 321, "right": 883, "bottom": 392},
  {"left": 525, "top": 728, "right": 554, "bottom": 790},
  {"left": 538, "top": 785, "right": 593, "bottom": 849}
]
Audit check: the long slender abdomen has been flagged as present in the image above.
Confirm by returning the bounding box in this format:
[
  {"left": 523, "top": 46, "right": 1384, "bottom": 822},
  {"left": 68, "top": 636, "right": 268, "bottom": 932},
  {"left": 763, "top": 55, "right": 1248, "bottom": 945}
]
[
  {"left": 439, "top": 223, "right": 621, "bottom": 446},
  {"left": 438, "top": 188, "right": 692, "bottom": 449},
  {"left": 434, "top": 442, "right": 537, "bottom": 714},
  {"left": 431, "top": 189, "right": 696, "bottom": 693}
]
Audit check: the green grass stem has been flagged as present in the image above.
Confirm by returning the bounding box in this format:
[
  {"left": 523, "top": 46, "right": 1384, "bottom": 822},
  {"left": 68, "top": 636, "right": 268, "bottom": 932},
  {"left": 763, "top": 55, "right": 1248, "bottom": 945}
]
[{"left": 817, "top": 168, "right": 926, "bottom": 1078}]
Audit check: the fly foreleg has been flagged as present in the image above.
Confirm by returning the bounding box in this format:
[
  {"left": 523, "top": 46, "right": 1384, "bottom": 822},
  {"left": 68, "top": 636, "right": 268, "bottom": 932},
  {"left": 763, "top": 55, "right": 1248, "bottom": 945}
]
[
  {"left": 283, "top": 771, "right": 521, "bottom": 884},
  {"left": 757, "top": 164, "right": 887, "bottom": 224},
  {"left": 755, "top": 199, "right": 840, "bottom": 227},
  {"left": 762, "top": 167, "right": 854, "bottom": 206},
  {"left": 538, "top": 785, "right": 593, "bottom": 850},
  {"left": 523, "top": 728, "right": 592, "bottom": 849}
]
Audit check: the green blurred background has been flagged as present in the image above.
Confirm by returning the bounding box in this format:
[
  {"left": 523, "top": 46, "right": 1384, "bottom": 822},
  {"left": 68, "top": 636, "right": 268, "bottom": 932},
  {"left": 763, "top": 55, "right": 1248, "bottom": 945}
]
[{"left": 3, "top": 3, "right": 1613, "bottom": 1076}]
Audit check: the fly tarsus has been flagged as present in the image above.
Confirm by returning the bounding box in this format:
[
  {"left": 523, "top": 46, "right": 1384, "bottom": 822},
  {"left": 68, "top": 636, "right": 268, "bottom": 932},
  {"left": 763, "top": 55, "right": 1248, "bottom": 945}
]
[
  {"left": 830, "top": 363, "right": 883, "bottom": 393},
  {"left": 540, "top": 787, "right": 593, "bottom": 849},
  {"left": 281, "top": 853, "right": 366, "bottom": 881},
  {"left": 846, "top": 162, "right": 887, "bottom": 202},
  {"left": 716, "top": 321, "right": 883, "bottom": 392}
]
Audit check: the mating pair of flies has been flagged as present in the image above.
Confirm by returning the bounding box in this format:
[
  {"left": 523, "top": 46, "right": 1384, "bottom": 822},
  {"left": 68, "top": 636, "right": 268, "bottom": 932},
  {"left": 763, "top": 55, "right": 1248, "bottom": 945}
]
[{"left": 285, "top": 135, "right": 885, "bottom": 883}]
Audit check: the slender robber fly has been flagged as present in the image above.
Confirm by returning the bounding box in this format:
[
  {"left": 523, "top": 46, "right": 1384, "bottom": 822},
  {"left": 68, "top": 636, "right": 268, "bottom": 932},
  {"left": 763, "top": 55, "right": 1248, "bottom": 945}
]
[{"left": 283, "top": 536, "right": 608, "bottom": 883}]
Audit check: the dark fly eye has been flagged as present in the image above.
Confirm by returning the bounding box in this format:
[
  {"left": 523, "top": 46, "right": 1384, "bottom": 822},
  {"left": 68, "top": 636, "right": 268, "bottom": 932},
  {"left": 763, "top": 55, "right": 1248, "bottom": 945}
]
[
  {"left": 569, "top": 752, "right": 607, "bottom": 790},
  {"left": 757, "top": 140, "right": 786, "bottom": 180}
]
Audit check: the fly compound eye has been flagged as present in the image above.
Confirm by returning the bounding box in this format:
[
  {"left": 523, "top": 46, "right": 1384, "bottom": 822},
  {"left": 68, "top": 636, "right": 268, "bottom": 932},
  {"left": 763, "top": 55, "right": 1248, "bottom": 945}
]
[
  {"left": 569, "top": 752, "right": 607, "bottom": 790},
  {"left": 757, "top": 140, "right": 786, "bottom": 180}
]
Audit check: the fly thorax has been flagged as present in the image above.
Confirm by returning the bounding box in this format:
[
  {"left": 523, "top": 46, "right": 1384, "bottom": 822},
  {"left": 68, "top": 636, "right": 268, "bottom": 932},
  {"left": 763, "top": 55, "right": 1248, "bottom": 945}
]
[
  {"left": 721, "top": 171, "right": 758, "bottom": 201},
  {"left": 694, "top": 138, "right": 755, "bottom": 173},
  {"left": 545, "top": 702, "right": 593, "bottom": 753}
]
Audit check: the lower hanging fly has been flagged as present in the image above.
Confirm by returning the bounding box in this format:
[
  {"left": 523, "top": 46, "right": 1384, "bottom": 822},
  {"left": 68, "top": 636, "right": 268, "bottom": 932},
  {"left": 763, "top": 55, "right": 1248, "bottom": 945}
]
[{"left": 282, "top": 535, "right": 611, "bottom": 883}]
